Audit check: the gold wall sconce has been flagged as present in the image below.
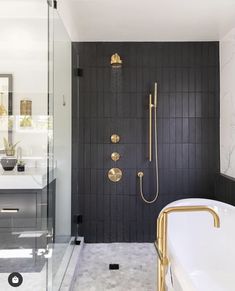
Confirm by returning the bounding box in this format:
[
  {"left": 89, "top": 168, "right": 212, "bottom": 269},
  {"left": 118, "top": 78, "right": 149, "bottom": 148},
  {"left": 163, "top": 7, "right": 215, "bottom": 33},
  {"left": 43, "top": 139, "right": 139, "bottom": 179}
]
[
  {"left": 108, "top": 168, "right": 122, "bottom": 182},
  {"left": 111, "top": 152, "right": 120, "bottom": 162},
  {"left": 111, "top": 134, "right": 120, "bottom": 144},
  {"left": 20, "top": 99, "right": 32, "bottom": 127}
]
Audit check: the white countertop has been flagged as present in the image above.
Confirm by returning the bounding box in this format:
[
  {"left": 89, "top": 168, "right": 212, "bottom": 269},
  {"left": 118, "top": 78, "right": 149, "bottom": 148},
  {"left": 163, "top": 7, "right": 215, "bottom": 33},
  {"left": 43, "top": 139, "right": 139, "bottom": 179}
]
[{"left": 0, "top": 167, "right": 56, "bottom": 189}]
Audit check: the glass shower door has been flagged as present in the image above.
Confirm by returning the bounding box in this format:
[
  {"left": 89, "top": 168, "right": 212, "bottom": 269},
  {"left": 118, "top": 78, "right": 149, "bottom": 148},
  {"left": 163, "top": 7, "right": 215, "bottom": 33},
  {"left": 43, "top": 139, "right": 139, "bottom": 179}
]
[{"left": 0, "top": 0, "right": 53, "bottom": 290}]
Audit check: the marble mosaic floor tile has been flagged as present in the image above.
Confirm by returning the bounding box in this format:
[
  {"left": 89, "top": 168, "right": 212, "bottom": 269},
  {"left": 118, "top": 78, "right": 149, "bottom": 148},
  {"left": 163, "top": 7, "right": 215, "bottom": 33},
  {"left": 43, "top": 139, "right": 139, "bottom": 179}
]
[{"left": 73, "top": 243, "right": 157, "bottom": 291}]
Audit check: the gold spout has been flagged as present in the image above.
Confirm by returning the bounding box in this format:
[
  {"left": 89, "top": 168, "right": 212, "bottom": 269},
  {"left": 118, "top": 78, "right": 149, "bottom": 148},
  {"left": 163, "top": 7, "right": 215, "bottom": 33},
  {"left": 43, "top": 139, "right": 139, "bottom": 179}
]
[{"left": 156, "top": 205, "right": 220, "bottom": 291}]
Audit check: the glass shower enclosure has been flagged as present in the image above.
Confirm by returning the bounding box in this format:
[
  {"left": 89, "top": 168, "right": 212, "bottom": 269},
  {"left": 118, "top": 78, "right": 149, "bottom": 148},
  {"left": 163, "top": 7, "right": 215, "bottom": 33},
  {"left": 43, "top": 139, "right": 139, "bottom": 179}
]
[{"left": 0, "top": 0, "right": 72, "bottom": 290}]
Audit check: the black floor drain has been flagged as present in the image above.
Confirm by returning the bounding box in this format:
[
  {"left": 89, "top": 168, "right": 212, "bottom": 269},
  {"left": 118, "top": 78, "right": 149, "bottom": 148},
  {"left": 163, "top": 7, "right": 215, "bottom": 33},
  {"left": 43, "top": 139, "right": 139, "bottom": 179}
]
[{"left": 109, "top": 264, "right": 119, "bottom": 270}]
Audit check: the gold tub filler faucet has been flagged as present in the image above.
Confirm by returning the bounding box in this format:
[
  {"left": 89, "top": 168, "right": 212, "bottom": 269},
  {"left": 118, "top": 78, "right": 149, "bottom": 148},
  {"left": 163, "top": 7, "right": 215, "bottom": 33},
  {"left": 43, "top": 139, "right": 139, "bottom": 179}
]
[{"left": 155, "top": 205, "right": 220, "bottom": 291}]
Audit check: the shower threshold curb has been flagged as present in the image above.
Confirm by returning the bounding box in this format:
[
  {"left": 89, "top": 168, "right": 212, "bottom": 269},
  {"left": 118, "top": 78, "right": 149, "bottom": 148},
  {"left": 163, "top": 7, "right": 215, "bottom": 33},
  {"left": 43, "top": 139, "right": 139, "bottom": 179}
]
[{"left": 59, "top": 237, "right": 84, "bottom": 291}]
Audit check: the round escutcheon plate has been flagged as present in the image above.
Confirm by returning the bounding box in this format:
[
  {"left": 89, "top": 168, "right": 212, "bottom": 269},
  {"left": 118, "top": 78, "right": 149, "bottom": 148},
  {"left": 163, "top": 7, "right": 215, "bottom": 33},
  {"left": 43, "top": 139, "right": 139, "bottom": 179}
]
[{"left": 108, "top": 168, "right": 122, "bottom": 182}]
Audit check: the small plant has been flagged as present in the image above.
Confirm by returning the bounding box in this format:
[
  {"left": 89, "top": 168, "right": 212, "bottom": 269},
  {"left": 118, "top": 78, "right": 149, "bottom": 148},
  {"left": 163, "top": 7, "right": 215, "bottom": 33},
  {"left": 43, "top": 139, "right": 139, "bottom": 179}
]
[
  {"left": 17, "top": 160, "right": 25, "bottom": 166},
  {"left": 3, "top": 138, "right": 20, "bottom": 156}
]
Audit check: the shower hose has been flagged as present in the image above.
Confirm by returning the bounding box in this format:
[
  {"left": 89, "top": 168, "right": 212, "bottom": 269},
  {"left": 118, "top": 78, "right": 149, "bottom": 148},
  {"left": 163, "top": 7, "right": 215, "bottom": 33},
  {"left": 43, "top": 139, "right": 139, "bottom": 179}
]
[{"left": 139, "top": 105, "right": 159, "bottom": 204}]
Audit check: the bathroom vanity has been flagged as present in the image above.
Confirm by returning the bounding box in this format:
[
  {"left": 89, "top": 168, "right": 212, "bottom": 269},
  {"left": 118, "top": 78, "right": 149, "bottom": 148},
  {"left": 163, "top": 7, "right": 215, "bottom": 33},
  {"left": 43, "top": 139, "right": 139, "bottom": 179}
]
[{"left": 0, "top": 168, "right": 56, "bottom": 268}]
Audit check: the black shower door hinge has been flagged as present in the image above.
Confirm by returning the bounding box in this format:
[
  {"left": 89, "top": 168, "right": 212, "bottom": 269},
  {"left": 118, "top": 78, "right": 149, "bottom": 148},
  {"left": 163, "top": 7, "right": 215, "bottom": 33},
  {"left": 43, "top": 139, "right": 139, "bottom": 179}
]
[
  {"left": 47, "top": 0, "right": 57, "bottom": 9},
  {"left": 74, "top": 214, "right": 83, "bottom": 225},
  {"left": 75, "top": 68, "right": 83, "bottom": 77}
]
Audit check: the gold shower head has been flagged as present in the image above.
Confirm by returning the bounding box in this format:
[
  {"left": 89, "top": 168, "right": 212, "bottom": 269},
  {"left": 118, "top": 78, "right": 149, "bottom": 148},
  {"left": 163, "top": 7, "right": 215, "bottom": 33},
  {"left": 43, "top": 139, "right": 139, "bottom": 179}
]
[{"left": 110, "top": 53, "right": 122, "bottom": 68}]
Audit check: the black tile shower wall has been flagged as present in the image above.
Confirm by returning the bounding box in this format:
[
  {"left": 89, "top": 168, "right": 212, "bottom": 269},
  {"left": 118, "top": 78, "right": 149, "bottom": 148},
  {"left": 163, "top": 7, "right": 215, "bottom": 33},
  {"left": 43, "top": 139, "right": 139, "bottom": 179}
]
[
  {"left": 72, "top": 42, "right": 220, "bottom": 242},
  {"left": 214, "top": 174, "right": 235, "bottom": 206}
]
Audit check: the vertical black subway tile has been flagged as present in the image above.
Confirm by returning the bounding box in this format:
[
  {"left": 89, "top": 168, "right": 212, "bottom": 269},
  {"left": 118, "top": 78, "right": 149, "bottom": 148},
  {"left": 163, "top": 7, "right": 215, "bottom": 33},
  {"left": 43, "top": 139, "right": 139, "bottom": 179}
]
[
  {"left": 176, "top": 68, "right": 182, "bottom": 92},
  {"left": 195, "top": 92, "right": 202, "bottom": 117},
  {"left": 84, "top": 144, "right": 91, "bottom": 168},
  {"left": 182, "top": 169, "right": 189, "bottom": 194},
  {"left": 208, "top": 93, "right": 215, "bottom": 118},
  {"left": 169, "top": 93, "right": 176, "bottom": 118},
  {"left": 189, "top": 93, "right": 195, "bottom": 117},
  {"left": 202, "top": 67, "right": 209, "bottom": 91},
  {"left": 175, "top": 93, "right": 183, "bottom": 117},
  {"left": 195, "top": 144, "right": 202, "bottom": 168},
  {"left": 176, "top": 144, "right": 183, "bottom": 169},
  {"left": 195, "top": 68, "right": 202, "bottom": 91},
  {"left": 189, "top": 118, "right": 196, "bottom": 143},
  {"left": 189, "top": 144, "right": 196, "bottom": 169},
  {"left": 162, "top": 119, "right": 170, "bottom": 143},
  {"left": 182, "top": 68, "right": 189, "bottom": 92},
  {"left": 189, "top": 68, "right": 195, "bottom": 92},
  {"left": 182, "top": 118, "right": 189, "bottom": 143},
  {"left": 136, "top": 68, "right": 143, "bottom": 92},
  {"left": 175, "top": 118, "right": 183, "bottom": 143},
  {"left": 163, "top": 93, "right": 170, "bottom": 118},
  {"left": 169, "top": 118, "right": 176, "bottom": 143},
  {"left": 162, "top": 68, "right": 170, "bottom": 92},
  {"left": 103, "top": 220, "right": 111, "bottom": 243},
  {"left": 143, "top": 67, "right": 151, "bottom": 93},
  {"left": 73, "top": 42, "right": 219, "bottom": 242},
  {"left": 169, "top": 144, "right": 176, "bottom": 169},
  {"left": 169, "top": 68, "right": 176, "bottom": 92},
  {"left": 162, "top": 144, "right": 170, "bottom": 169},
  {"left": 116, "top": 221, "right": 124, "bottom": 242},
  {"left": 136, "top": 92, "right": 145, "bottom": 118},
  {"left": 157, "top": 92, "right": 164, "bottom": 118},
  {"left": 96, "top": 221, "right": 104, "bottom": 242},
  {"left": 182, "top": 92, "right": 189, "bottom": 118},
  {"left": 195, "top": 118, "right": 202, "bottom": 144}
]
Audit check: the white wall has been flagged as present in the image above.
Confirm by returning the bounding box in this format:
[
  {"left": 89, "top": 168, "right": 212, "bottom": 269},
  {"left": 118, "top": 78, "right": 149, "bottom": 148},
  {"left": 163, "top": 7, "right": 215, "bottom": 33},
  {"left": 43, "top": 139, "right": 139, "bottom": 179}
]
[
  {"left": 220, "top": 28, "right": 235, "bottom": 178},
  {"left": 0, "top": 1, "right": 48, "bottom": 159},
  {"left": 54, "top": 13, "right": 72, "bottom": 236}
]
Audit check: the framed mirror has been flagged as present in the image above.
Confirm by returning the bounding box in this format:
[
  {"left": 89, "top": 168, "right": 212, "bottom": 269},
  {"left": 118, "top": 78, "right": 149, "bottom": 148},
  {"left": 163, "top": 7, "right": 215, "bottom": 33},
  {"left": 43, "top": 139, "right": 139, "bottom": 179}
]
[{"left": 0, "top": 74, "right": 13, "bottom": 154}]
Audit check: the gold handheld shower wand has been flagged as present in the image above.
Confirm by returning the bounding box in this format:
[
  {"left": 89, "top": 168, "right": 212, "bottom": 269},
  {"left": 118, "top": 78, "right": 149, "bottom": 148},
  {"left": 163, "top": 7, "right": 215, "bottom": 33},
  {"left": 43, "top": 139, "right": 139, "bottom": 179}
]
[
  {"left": 149, "top": 82, "right": 157, "bottom": 162},
  {"left": 137, "top": 82, "right": 159, "bottom": 204}
]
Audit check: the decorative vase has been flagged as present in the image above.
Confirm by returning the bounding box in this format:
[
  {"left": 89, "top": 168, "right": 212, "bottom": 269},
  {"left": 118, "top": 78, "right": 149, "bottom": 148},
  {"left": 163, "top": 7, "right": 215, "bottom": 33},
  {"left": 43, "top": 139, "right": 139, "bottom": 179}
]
[
  {"left": 1, "top": 157, "right": 17, "bottom": 171},
  {"left": 5, "top": 149, "right": 15, "bottom": 156}
]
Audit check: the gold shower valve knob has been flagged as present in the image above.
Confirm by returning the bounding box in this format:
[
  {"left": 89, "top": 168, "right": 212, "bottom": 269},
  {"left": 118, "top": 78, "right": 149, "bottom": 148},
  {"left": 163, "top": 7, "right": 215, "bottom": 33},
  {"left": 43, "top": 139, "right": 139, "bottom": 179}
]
[
  {"left": 111, "top": 134, "right": 120, "bottom": 144},
  {"left": 137, "top": 171, "right": 144, "bottom": 178},
  {"left": 108, "top": 168, "right": 122, "bottom": 182},
  {"left": 111, "top": 152, "right": 120, "bottom": 161}
]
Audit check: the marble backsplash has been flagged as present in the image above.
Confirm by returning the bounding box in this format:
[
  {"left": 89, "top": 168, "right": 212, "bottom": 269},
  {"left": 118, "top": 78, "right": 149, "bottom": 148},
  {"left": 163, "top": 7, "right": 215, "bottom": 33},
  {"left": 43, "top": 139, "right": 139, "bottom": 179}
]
[{"left": 220, "top": 28, "right": 235, "bottom": 178}]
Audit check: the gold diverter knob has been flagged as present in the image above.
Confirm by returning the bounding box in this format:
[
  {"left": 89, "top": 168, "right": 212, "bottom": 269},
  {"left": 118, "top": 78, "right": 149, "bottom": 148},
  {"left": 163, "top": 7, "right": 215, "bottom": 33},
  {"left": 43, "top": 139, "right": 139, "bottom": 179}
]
[
  {"left": 111, "top": 134, "right": 120, "bottom": 144},
  {"left": 108, "top": 168, "right": 122, "bottom": 182},
  {"left": 111, "top": 152, "right": 120, "bottom": 162}
]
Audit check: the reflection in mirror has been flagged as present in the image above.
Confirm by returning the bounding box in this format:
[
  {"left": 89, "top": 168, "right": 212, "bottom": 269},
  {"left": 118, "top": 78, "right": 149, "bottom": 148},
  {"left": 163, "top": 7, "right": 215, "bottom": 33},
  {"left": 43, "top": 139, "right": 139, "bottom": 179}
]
[{"left": 0, "top": 74, "right": 12, "bottom": 153}]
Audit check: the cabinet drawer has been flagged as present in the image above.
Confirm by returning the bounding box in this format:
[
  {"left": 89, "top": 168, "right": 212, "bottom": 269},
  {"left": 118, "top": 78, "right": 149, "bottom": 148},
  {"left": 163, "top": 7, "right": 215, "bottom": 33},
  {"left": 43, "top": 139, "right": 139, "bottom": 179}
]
[{"left": 0, "top": 194, "right": 37, "bottom": 228}]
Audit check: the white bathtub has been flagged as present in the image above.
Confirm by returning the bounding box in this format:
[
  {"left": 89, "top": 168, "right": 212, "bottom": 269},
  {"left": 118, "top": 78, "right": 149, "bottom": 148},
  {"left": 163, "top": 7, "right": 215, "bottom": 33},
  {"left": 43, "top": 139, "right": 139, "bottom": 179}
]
[{"left": 164, "top": 198, "right": 234, "bottom": 291}]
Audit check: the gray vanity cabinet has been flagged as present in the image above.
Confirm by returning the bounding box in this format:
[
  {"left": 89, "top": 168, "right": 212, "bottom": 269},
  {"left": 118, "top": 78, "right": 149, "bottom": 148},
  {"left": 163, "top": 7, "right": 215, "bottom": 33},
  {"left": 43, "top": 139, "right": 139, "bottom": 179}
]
[
  {"left": 0, "top": 180, "right": 55, "bottom": 249},
  {"left": 0, "top": 193, "right": 38, "bottom": 229}
]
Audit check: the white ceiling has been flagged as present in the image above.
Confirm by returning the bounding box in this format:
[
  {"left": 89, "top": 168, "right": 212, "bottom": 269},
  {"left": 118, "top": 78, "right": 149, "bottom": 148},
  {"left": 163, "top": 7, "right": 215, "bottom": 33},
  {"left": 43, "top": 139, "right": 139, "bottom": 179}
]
[{"left": 58, "top": 0, "right": 235, "bottom": 41}]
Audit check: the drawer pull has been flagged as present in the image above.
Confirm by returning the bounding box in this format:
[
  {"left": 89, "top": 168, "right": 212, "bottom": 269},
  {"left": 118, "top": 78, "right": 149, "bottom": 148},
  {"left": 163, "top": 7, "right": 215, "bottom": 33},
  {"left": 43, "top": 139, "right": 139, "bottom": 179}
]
[{"left": 1, "top": 208, "right": 19, "bottom": 213}]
